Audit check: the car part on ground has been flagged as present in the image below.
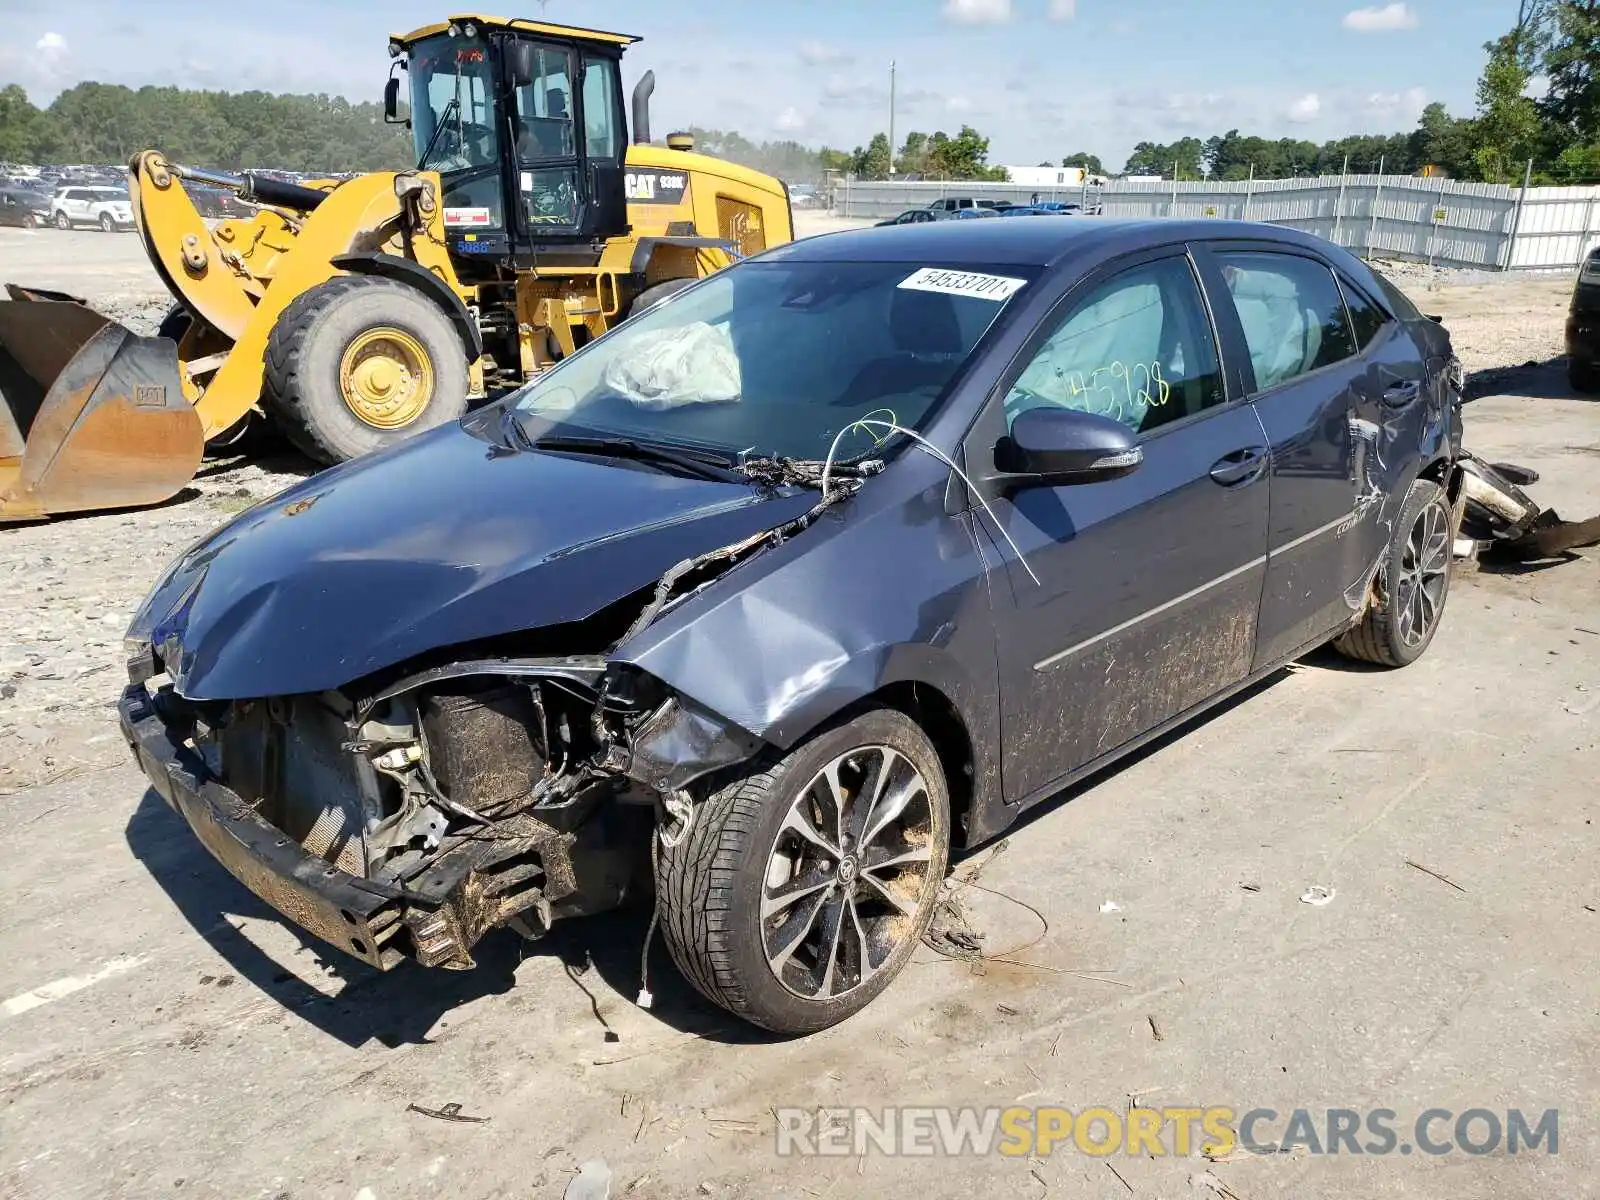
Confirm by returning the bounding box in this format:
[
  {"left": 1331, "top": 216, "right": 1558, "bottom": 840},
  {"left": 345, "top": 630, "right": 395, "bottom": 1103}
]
[
  {"left": 0, "top": 15, "right": 793, "bottom": 522},
  {"left": 123, "top": 217, "right": 1567, "bottom": 1034},
  {"left": 1458, "top": 452, "right": 1600, "bottom": 561}
]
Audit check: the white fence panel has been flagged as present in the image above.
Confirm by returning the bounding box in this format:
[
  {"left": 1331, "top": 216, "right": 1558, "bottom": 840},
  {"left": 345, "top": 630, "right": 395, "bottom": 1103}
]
[{"left": 834, "top": 174, "right": 1599, "bottom": 273}]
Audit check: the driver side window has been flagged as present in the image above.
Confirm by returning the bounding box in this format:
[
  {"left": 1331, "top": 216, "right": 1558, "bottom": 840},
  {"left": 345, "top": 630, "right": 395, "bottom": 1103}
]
[{"left": 1005, "top": 255, "right": 1225, "bottom": 436}]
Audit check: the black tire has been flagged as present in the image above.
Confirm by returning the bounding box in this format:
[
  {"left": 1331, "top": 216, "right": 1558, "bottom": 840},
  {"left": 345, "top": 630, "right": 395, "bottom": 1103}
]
[
  {"left": 627, "top": 277, "right": 697, "bottom": 319},
  {"left": 20, "top": 211, "right": 35, "bottom": 230},
  {"left": 262, "top": 276, "right": 469, "bottom": 466},
  {"left": 156, "top": 304, "right": 191, "bottom": 343},
  {"left": 99, "top": 212, "right": 114, "bottom": 232},
  {"left": 1334, "top": 479, "right": 1455, "bottom": 668},
  {"left": 1568, "top": 357, "right": 1598, "bottom": 393},
  {"left": 656, "top": 708, "right": 950, "bottom": 1034},
  {"left": 52, "top": 210, "right": 69, "bottom": 230}
]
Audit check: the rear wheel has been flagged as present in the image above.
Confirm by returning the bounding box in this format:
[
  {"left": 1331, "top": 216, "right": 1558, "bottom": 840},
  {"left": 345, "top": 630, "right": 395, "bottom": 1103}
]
[
  {"left": 52, "top": 210, "right": 69, "bottom": 230},
  {"left": 263, "top": 277, "right": 468, "bottom": 465},
  {"left": 99, "top": 212, "right": 114, "bottom": 233},
  {"left": 656, "top": 709, "right": 950, "bottom": 1034},
  {"left": 1334, "top": 479, "right": 1454, "bottom": 667},
  {"left": 20, "top": 211, "right": 35, "bottom": 230}
]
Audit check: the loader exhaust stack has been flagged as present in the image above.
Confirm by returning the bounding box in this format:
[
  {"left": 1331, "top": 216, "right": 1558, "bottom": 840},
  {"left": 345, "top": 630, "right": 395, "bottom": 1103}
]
[{"left": 0, "top": 285, "right": 202, "bottom": 522}]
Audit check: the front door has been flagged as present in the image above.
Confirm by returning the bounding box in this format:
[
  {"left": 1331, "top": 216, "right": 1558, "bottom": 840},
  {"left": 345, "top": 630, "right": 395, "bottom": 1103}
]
[{"left": 973, "top": 247, "right": 1272, "bottom": 804}]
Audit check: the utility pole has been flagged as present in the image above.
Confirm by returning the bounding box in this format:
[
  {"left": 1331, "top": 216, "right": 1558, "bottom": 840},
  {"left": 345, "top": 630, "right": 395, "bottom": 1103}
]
[{"left": 888, "top": 61, "right": 897, "bottom": 178}]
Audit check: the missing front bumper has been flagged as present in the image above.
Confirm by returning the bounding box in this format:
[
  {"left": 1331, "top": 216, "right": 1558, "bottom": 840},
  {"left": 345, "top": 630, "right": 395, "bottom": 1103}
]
[{"left": 118, "top": 684, "right": 579, "bottom": 971}]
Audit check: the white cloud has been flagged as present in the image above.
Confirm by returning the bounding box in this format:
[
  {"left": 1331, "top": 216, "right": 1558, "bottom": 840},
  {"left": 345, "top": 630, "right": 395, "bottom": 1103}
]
[
  {"left": 1049, "top": 0, "right": 1077, "bottom": 20},
  {"left": 797, "top": 39, "right": 852, "bottom": 66},
  {"left": 1288, "top": 92, "right": 1322, "bottom": 123},
  {"left": 943, "top": 0, "right": 1013, "bottom": 25},
  {"left": 775, "top": 106, "right": 806, "bottom": 132},
  {"left": 1364, "top": 86, "right": 1428, "bottom": 120},
  {"left": 35, "top": 31, "right": 67, "bottom": 60},
  {"left": 1342, "top": 4, "right": 1419, "bottom": 33},
  {"left": 948, "top": 94, "right": 974, "bottom": 113},
  {"left": 1525, "top": 74, "right": 1550, "bottom": 99}
]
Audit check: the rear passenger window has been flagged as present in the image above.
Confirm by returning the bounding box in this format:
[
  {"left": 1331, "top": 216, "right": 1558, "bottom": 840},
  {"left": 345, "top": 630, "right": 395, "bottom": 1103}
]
[
  {"left": 1338, "top": 277, "right": 1388, "bottom": 349},
  {"left": 1005, "top": 255, "right": 1225, "bottom": 435},
  {"left": 1216, "top": 252, "right": 1357, "bottom": 391}
]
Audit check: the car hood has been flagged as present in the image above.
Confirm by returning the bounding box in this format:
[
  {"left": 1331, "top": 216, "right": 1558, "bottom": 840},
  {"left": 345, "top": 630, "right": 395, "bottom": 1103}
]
[{"left": 131, "top": 419, "right": 817, "bottom": 700}]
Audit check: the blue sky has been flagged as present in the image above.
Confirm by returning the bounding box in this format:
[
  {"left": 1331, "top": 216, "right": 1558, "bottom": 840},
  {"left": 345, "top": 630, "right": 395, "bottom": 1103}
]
[{"left": 0, "top": 1, "right": 1517, "bottom": 167}]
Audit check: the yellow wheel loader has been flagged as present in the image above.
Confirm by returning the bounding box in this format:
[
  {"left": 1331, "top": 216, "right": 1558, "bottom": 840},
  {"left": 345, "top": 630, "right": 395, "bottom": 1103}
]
[{"left": 0, "top": 14, "right": 794, "bottom": 521}]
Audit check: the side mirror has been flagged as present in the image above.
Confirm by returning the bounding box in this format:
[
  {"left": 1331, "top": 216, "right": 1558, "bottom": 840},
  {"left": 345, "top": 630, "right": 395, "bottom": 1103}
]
[
  {"left": 507, "top": 40, "right": 537, "bottom": 88},
  {"left": 994, "top": 407, "right": 1143, "bottom": 488},
  {"left": 383, "top": 75, "right": 406, "bottom": 123}
]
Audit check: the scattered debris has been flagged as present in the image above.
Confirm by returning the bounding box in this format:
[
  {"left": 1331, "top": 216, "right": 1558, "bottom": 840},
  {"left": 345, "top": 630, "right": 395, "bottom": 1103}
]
[
  {"left": 1299, "top": 886, "right": 1337, "bottom": 907},
  {"left": 1188, "top": 1169, "right": 1246, "bottom": 1199},
  {"left": 564, "top": 1159, "right": 613, "bottom": 1200},
  {"left": 997, "top": 1003, "right": 1020, "bottom": 1017},
  {"left": 1405, "top": 860, "right": 1467, "bottom": 893},
  {"left": 1146, "top": 1015, "right": 1164, "bottom": 1042},
  {"left": 1099, "top": 900, "right": 1123, "bottom": 914},
  {"left": 1107, "top": 1161, "right": 1134, "bottom": 1193},
  {"left": 1238, "top": 883, "right": 1261, "bottom": 893},
  {"left": 406, "top": 1102, "right": 489, "bottom": 1124},
  {"left": 1031, "top": 1166, "right": 1050, "bottom": 1190}
]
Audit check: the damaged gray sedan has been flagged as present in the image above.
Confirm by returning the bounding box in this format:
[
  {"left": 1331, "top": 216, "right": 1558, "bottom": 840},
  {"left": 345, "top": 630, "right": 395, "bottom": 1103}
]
[{"left": 121, "top": 219, "right": 1464, "bottom": 1033}]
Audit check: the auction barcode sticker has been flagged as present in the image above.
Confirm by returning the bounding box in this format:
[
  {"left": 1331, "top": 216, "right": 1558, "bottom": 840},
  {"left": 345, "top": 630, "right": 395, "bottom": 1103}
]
[
  {"left": 898, "top": 267, "right": 1027, "bottom": 302},
  {"left": 444, "top": 207, "right": 493, "bottom": 227}
]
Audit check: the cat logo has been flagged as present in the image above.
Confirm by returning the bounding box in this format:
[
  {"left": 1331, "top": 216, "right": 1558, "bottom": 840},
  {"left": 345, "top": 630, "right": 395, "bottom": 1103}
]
[
  {"left": 624, "top": 170, "right": 688, "bottom": 205},
  {"left": 133, "top": 384, "right": 167, "bottom": 408}
]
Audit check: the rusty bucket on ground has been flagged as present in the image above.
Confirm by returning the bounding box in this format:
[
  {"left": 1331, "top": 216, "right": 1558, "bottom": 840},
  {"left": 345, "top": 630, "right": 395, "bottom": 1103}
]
[{"left": 0, "top": 284, "right": 202, "bottom": 523}]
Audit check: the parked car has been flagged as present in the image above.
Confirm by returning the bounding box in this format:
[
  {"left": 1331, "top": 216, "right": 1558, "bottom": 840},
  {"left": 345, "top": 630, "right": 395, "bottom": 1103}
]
[
  {"left": 0, "top": 185, "right": 50, "bottom": 229},
  {"left": 1565, "top": 247, "right": 1600, "bottom": 391},
  {"left": 927, "top": 196, "right": 980, "bottom": 213},
  {"left": 49, "top": 185, "right": 134, "bottom": 231},
  {"left": 121, "top": 218, "right": 1463, "bottom": 1034},
  {"left": 877, "top": 208, "right": 939, "bottom": 226},
  {"left": 950, "top": 206, "right": 1000, "bottom": 218}
]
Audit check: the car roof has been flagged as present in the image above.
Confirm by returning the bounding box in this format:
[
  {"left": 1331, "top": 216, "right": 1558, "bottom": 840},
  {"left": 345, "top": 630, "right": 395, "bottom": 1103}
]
[{"left": 769, "top": 218, "right": 1336, "bottom": 268}]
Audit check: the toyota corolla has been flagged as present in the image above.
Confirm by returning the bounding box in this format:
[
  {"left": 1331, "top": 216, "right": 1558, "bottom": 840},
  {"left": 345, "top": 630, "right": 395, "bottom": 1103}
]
[{"left": 121, "top": 219, "right": 1463, "bottom": 1034}]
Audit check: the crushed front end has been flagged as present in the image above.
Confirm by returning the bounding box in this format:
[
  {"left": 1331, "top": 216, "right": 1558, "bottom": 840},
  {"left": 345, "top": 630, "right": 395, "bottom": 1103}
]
[{"left": 118, "top": 647, "right": 752, "bottom": 971}]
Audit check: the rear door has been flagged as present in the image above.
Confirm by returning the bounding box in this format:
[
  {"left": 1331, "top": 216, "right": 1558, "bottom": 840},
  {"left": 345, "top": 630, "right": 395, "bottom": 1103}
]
[
  {"left": 1201, "top": 244, "right": 1409, "bottom": 667},
  {"left": 970, "top": 244, "right": 1272, "bottom": 803}
]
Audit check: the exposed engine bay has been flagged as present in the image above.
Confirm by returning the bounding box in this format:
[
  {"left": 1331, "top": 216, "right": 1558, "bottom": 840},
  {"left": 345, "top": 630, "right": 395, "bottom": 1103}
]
[{"left": 126, "top": 654, "right": 760, "bottom": 972}]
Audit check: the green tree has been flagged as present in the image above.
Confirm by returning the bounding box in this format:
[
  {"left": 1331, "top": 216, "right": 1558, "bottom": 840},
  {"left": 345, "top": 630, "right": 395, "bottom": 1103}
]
[
  {"left": 1060, "top": 151, "right": 1104, "bottom": 174},
  {"left": 896, "top": 131, "right": 930, "bottom": 176},
  {"left": 1475, "top": 33, "right": 1544, "bottom": 181},
  {"left": 1539, "top": 1, "right": 1600, "bottom": 143}
]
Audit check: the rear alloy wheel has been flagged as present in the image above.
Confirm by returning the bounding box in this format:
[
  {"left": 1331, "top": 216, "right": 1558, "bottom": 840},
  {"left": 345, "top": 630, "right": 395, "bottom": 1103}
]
[
  {"left": 656, "top": 709, "right": 950, "bottom": 1034},
  {"left": 53, "top": 210, "right": 69, "bottom": 230},
  {"left": 1335, "top": 478, "right": 1455, "bottom": 667},
  {"left": 99, "top": 212, "right": 114, "bottom": 232},
  {"left": 263, "top": 276, "right": 468, "bottom": 465}
]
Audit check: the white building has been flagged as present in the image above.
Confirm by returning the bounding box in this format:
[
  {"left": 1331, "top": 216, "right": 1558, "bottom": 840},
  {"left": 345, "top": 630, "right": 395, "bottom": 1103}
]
[{"left": 1002, "top": 165, "right": 1104, "bottom": 189}]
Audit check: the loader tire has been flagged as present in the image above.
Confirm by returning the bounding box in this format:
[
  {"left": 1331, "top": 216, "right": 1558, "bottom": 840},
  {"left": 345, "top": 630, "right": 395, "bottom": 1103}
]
[
  {"left": 263, "top": 276, "right": 468, "bottom": 466},
  {"left": 627, "top": 278, "right": 696, "bottom": 320}
]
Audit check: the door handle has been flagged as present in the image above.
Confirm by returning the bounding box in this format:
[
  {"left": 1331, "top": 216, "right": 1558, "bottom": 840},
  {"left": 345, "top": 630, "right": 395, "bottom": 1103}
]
[
  {"left": 1382, "top": 379, "right": 1421, "bottom": 407},
  {"left": 1209, "top": 447, "right": 1268, "bottom": 487}
]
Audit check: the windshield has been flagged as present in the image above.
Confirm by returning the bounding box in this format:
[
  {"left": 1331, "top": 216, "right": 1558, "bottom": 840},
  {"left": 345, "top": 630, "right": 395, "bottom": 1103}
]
[
  {"left": 409, "top": 34, "right": 499, "bottom": 175},
  {"left": 513, "top": 260, "right": 1034, "bottom": 461}
]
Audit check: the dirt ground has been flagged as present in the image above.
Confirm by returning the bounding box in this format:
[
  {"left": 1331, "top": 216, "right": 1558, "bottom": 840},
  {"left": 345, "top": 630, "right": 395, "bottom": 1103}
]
[{"left": 1, "top": 226, "right": 1596, "bottom": 1199}]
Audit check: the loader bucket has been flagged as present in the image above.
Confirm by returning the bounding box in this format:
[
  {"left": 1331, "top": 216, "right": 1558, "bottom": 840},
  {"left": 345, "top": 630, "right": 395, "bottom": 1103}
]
[{"left": 0, "top": 284, "right": 203, "bottom": 522}]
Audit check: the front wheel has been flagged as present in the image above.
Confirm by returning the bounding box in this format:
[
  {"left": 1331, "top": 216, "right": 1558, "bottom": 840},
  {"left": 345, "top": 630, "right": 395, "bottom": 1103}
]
[
  {"left": 656, "top": 708, "right": 950, "bottom": 1034},
  {"left": 263, "top": 276, "right": 469, "bottom": 466},
  {"left": 1334, "top": 478, "right": 1455, "bottom": 667}
]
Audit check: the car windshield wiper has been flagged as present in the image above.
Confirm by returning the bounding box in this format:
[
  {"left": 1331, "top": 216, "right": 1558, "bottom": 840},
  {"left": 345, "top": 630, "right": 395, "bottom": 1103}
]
[{"left": 529, "top": 433, "right": 746, "bottom": 483}]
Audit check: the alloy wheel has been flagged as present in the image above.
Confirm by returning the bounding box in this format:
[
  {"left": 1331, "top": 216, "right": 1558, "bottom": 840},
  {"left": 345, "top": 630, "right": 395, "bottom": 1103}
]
[
  {"left": 1395, "top": 499, "right": 1451, "bottom": 647},
  {"left": 761, "top": 745, "right": 935, "bottom": 1001}
]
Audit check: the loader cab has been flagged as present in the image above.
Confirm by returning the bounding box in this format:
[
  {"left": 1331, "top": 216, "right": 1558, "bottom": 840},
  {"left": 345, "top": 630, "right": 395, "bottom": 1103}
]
[{"left": 395, "top": 17, "right": 635, "bottom": 271}]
